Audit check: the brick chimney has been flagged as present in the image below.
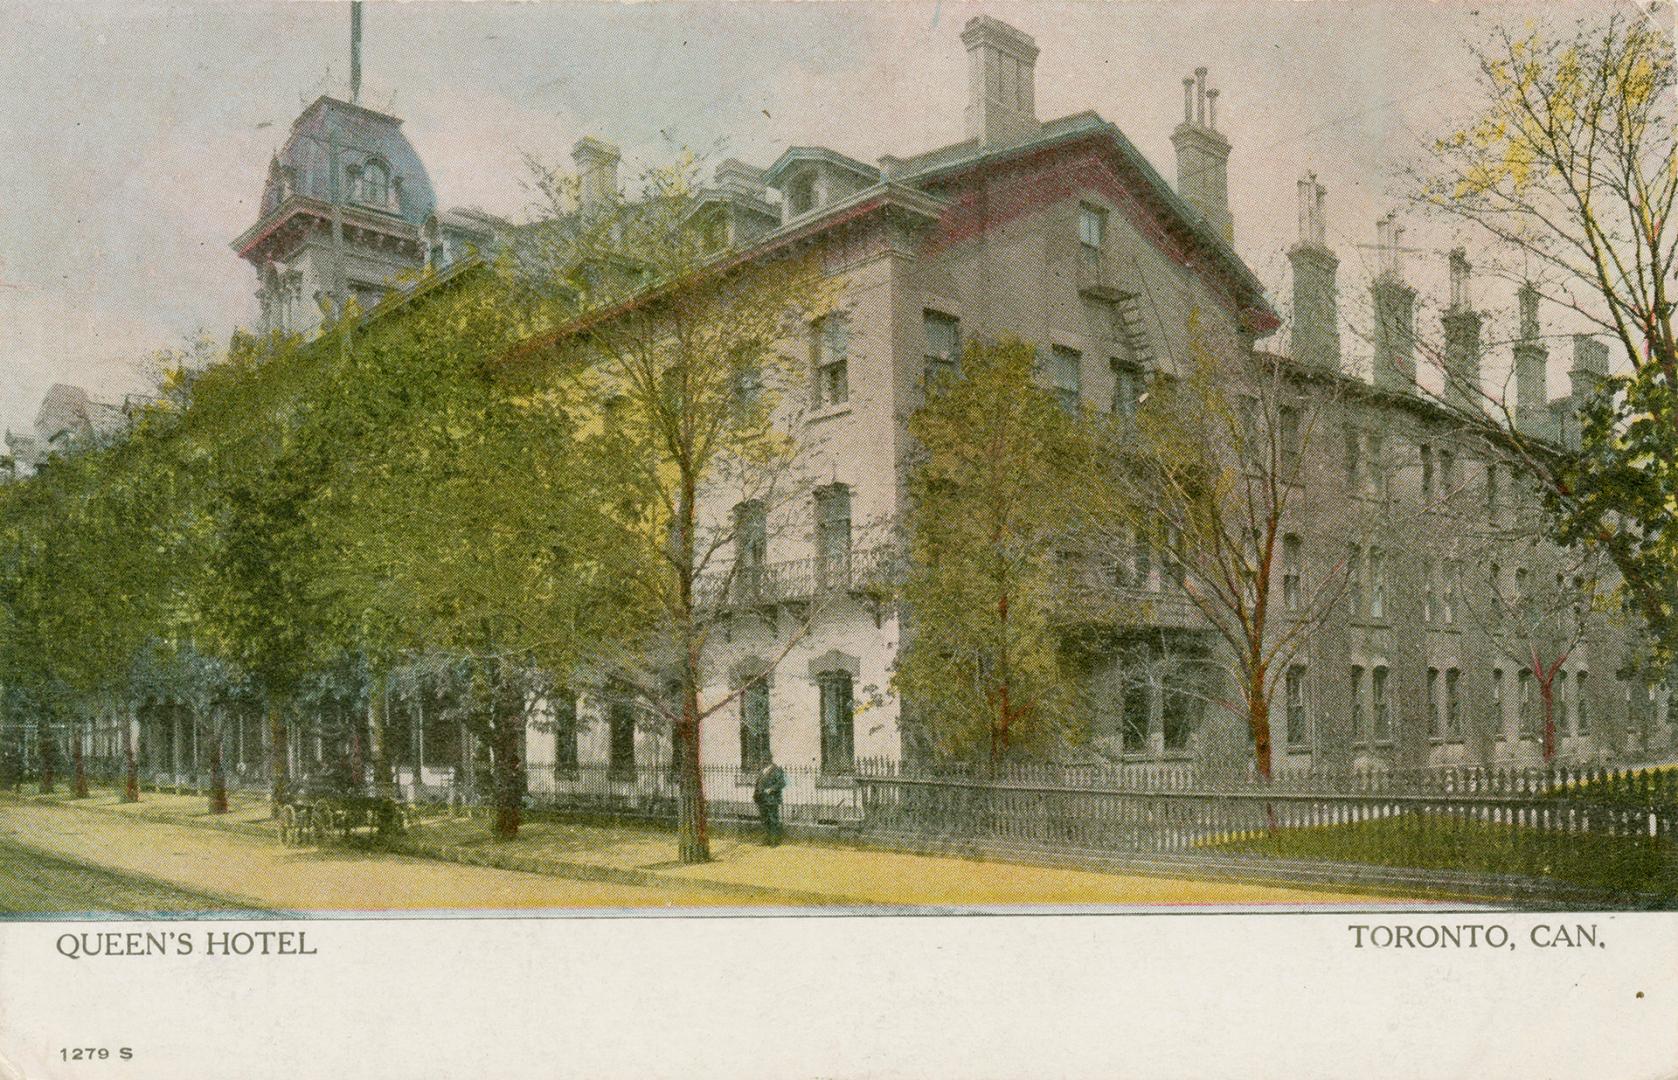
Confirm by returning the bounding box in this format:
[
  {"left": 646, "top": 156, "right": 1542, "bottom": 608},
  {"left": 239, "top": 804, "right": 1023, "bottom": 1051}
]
[
  {"left": 1288, "top": 173, "right": 1340, "bottom": 371},
  {"left": 1370, "top": 213, "right": 1417, "bottom": 393},
  {"left": 962, "top": 16, "right": 1040, "bottom": 148},
  {"left": 1513, "top": 282, "right": 1551, "bottom": 437},
  {"left": 1441, "top": 248, "right": 1483, "bottom": 411},
  {"left": 1172, "top": 68, "right": 1233, "bottom": 246},
  {"left": 572, "top": 136, "right": 620, "bottom": 217}
]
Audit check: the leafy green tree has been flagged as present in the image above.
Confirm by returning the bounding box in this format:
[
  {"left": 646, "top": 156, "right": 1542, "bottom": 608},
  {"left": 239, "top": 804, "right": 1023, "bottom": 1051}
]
[
  {"left": 303, "top": 265, "right": 614, "bottom": 839},
  {"left": 895, "top": 339, "right": 1092, "bottom": 764},
  {"left": 521, "top": 158, "right": 840, "bottom": 862}
]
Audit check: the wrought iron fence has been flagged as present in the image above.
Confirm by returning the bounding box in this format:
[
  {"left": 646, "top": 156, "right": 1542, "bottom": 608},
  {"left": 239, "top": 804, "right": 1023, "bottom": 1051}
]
[{"left": 849, "top": 757, "right": 1678, "bottom": 899}]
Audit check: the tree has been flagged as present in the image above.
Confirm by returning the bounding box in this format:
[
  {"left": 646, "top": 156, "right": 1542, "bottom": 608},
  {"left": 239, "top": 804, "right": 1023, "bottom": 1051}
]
[
  {"left": 514, "top": 157, "right": 841, "bottom": 863},
  {"left": 1086, "top": 322, "right": 1355, "bottom": 782},
  {"left": 1415, "top": 13, "right": 1678, "bottom": 661},
  {"left": 303, "top": 263, "right": 612, "bottom": 839},
  {"left": 894, "top": 338, "right": 1091, "bottom": 764},
  {"left": 1446, "top": 478, "right": 1615, "bottom": 763}
]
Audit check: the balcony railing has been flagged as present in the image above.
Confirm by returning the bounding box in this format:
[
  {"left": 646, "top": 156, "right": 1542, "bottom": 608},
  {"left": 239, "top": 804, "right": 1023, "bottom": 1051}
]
[{"left": 699, "top": 545, "right": 897, "bottom": 610}]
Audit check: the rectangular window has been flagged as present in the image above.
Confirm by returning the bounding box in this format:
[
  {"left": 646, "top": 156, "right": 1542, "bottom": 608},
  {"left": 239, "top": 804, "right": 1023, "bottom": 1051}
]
[
  {"left": 813, "top": 315, "right": 849, "bottom": 407},
  {"left": 1485, "top": 461, "right": 1500, "bottom": 509},
  {"left": 552, "top": 690, "right": 579, "bottom": 778},
  {"left": 1347, "top": 546, "right": 1363, "bottom": 619},
  {"left": 814, "top": 484, "right": 852, "bottom": 588},
  {"left": 1133, "top": 528, "right": 1154, "bottom": 591},
  {"left": 1367, "top": 433, "right": 1387, "bottom": 499},
  {"left": 1427, "top": 667, "right": 1441, "bottom": 740},
  {"left": 1111, "top": 359, "right": 1143, "bottom": 421},
  {"left": 1079, "top": 203, "right": 1107, "bottom": 249},
  {"left": 1350, "top": 666, "right": 1367, "bottom": 746},
  {"left": 1518, "top": 670, "right": 1535, "bottom": 739},
  {"left": 734, "top": 500, "right": 767, "bottom": 599},
  {"left": 607, "top": 692, "right": 636, "bottom": 780},
  {"left": 1279, "top": 405, "right": 1302, "bottom": 476},
  {"left": 1162, "top": 676, "right": 1198, "bottom": 751},
  {"left": 740, "top": 681, "right": 771, "bottom": 772},
  {"left": 1424, "top": 559, "right": 1437, "bottom": 623},
  {"left": 1368, "top": 547, "right": 1386, "bottom": 620},
  {"left": 818, "top": 671, "right": 855, "bottom": 774},
  {"left": 923, "top": 310, "right": 961, "bottom": 388},
  {"left": 1372, "top": 666, "right": 1392, "bottom": 744},
  {"left": 1282, "top": 534, "right": 1302, "bottom": 612},
  {"left": 1556, "top": 671, "right": 1570, "bottom": 738},
  {"left": 1439, "top": 449, "right": 1457, "bottom": 496},
  {"left": 1050, "top": 345, "right": 1082, "bottom": 413},
  {"left": 1420, "top": 443, "right": 1434, "bottom": 502},
  {"left": 1445, "top": 668, "right": 1462, "bottom": 740},
  {"left": 1442, "top": 559, "right": 1458, "bottom": 625},
  {"left": 1163, "top": 524, "right": 1187, "bottom": 587},
  {"left": 1285, "top": 666, "right": 1309, "bottom": 748},
  {"left": 1122, "top": 674, "right": 1150, "bottom": 752},
  {"left": 1575, "top": 671, "right": 1590, "bottom": 735},
  {"left": 1492, "top": 667, "right": 1506, "bottom": 741},
  {"left": 1344, "top": 427, "right": 1362, "bottom": 490}
]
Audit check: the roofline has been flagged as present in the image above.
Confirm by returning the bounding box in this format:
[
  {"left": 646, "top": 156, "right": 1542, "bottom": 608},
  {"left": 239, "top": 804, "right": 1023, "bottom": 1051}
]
[
  {"left": 761, "top": 146, "right": 882, "bottom": 189},
  {"left": 503, "top": 182, "right": 951, "bottom": 367},
  {"left": 295, "top": 94, "right": 406, "bottom": 130},
  {"left": 898, "top": 113, "right": 1274, "bottom": 319},
  {"left": 231, "top": 195, "right": 421, "bottom": 259}
]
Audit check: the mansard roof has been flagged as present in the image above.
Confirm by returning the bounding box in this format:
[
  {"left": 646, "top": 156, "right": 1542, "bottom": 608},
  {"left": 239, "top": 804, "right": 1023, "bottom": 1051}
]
[{"left": 259, "top": 96, "right": 437, "bottom": 227}]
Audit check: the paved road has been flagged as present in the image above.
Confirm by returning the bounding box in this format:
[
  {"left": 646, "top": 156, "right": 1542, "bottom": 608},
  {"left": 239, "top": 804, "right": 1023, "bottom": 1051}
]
[{"left": 0, "top": 832, "right": 243, "bottom": 916}]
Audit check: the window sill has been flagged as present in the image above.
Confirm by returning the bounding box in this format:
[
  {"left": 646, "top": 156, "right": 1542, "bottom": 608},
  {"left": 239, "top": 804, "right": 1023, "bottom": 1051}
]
[{"left": 808, "top": 402, "right": 853, "bottom": 423}]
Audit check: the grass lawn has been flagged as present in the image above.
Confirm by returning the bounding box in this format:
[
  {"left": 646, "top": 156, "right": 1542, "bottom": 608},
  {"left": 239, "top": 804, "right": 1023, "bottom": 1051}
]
[
  {"left": 1215, "top": 814, "right": 1678, "bottom": 902},
  {"left": 0, "top": 832, "right": 253, "bottom": 916}
]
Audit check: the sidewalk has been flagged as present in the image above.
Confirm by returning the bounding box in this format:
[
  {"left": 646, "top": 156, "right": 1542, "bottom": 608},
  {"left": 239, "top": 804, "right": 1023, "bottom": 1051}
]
[{"left": 1, "top": 790, "right": 1418, "bottom": 910}]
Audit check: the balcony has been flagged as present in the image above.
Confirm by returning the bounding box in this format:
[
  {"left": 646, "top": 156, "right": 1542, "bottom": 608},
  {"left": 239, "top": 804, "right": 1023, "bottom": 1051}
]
[{"left": 700, "top": 545, "right": 897, "bottom": 611}]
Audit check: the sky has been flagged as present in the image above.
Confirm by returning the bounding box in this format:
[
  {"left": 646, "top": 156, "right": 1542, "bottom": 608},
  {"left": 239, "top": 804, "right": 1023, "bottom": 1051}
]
[{"left": 0, "top": 0, "right": 1634, "bottom": 436}]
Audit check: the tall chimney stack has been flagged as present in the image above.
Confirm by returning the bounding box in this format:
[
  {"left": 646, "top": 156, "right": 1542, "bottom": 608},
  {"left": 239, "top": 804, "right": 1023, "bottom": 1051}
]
[
  {"left": 1370, "top": 213, "right": 1417, "bottom": 393},
  {"left": 1441, "top": 248, "right": 1483, "bottom": 411},
  {"left": 1172, "top": 68, "right": 1233, "bottom": 246},
  {"left": 1513, "top": 282, "right": 1552, "bottom": 437},
  {"left": 573, "top": 136, "right": 621, "bottom": 218},
  {"left": 1288, "top": 173, "right": 1340, "bottom": 371},
  {"left": 1563, "top": 334, "right": 1610, "bottom": 448},
  {"left": 962, "top": 17, "right": 1040, "bottom": 148}
]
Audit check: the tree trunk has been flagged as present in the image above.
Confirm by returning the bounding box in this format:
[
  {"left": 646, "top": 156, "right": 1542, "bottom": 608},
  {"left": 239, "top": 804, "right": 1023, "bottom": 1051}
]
[
  {"left": 674, "top": 715, "right": 709, "bottom": 863},
  {"left": 123, "top": 738, "right": 140, "bottom": 804},
  {"left": 369, "top": 677, "right": 394, "bottom": 798},
  {"left": 486, "top": 659, "right": 523, "bottom": 840},
  {"left": 1247, "top": 676, "right": 1278, "bottom": 833},
  {"left": 1539, "top": 678, "right": 1557, "bottom": 764},
  {"left": 267, "top": 700, "right": 290, "bottom": 818},
  {"left": 208, "top": 730, "right": 228, "bottom": 815},
  {"left": 72, "top": 727, "right": 88, "bottom": 798},
  {"left": 38, "top": 729, "right": 54, "bottom": 794},
  {"left": 674, "top": 469, "right": 711, "bottom": 865}
]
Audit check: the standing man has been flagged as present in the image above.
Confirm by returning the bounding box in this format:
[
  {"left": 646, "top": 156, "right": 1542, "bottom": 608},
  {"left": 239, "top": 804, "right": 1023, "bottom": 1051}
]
[{"left": 752, "top": 758, "right": 786, "bottom": 846}]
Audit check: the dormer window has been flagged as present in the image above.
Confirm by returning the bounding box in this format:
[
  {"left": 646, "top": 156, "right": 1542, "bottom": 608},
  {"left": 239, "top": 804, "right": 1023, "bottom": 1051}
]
[
  {"left": 786, "top": 172, "right": 816, "bottom": 217},
  {"left": 357, "top": 159, "right": 391, "bottom": 207}
]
